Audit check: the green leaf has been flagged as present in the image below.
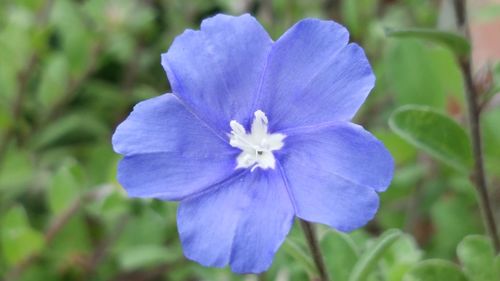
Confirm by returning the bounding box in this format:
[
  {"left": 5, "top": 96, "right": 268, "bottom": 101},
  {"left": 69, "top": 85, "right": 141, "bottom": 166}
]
[
  {"left": 282, "top": 238, "right": 316, "bottom": 276},
  {"left": 483, "top": 108, "right": 500, "bottom": 177},
  {"left": 385, "top": 39, "right": 465, "bottom": 109},
  {"left": 430, "top": 195, "right": 482, "bottom": 258},
  {"left": 14, "top": 0, "right": 45, "bottom": 11},
  {"left": 89, "top": 190, "right": 129, "bottom": 221},
  {"left": 389, "top": 105, "right": 472, "bottom": 172},
  {"left": 51, "top": 0, "right": 94, "bottom": 76},
  {"left": 374, "top": 130, "right": 417, "bottom": 165},
  {"left": 457, "top": 235, "right": 500, "bottom": 281},
  {"left": 342, "top": 0, "right": 377, "bottom": 39},
  {"left": 0, "top": 145, "right": 34, "bottom": 190},
  {"left": 0, "top": 14, "right": 33, "bottom": 73},
  {"left": 403, "top": 259, "right": 468, "bottom": 281},
  {"left": 348, "top": 229, "right": 402, "bottom": 281},
  {"left": 0, "top": 42, "right": 19, "bottom": 106},
  {"left": 46, "top": 214, "right": 92, "bottom": 268},
  {"left": 114, "top": 208, "right": 169, "bottom": 253},
  {"left": 386, "top": 28, "right": 471, "bottom": 57},
  {"left": 31, "top": 113, "right": 107, "bottom": 150},
  {"left": 48, "top": 161, "right": 85, "bottom": 214},
  {"left": 321, "top": 230, "right": 359, "bottom": 281},
  {"left": 118, "top": 245, "right": 176, "bottom": 270},
  {"left": 36, "top": 54, "right": 69, "bottom": 110},
  {"left": 1, "top": 206, "right": 44, "bottom": 265},
  {"left": 83, "top": 143, "right": 121, "bottom": 185},
  {"left": 381, "top": 234, "right": 423, "bottom": 281},
  {"left": 0, "top": 104, "right": 11, "bottom": 131}
]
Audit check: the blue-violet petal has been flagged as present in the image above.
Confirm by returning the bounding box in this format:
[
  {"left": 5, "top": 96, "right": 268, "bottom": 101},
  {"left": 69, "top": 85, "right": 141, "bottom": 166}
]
[
  {"left": 113, "top": 94, "right": 237, "bottom": 200},
  {"left": 177, "top": 170, "right": 294, "bottom": 273},
  {"left": 257, "top": 19, "right": 375, "bottom": 131},
  {"left": 162, "top": 14, "right": 273, "bottom": 135}
]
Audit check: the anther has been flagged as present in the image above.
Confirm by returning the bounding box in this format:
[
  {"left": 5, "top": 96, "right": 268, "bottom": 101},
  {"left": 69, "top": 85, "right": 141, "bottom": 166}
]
[{"left": 229, "top": 110, "right": 286, "bottom": 171}]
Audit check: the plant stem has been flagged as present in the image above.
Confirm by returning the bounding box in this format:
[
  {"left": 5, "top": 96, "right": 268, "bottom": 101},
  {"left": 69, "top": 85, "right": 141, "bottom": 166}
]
[
  {"left": 453, "top": 0, "right": 500, "bottom": 252},
  {"left": 300, "top": 220, "right": 330, "bottom": 281}
]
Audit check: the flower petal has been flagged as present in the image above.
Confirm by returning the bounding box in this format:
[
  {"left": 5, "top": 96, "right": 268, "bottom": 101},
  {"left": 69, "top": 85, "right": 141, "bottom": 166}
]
[
  {"left": 112, "top": 94, "right": 230, "bottom": 155},
  {"left": 113, "top": 94, "right": 238, "bottom": 200},
  {"left": 162, "top": 14, "right": 273, "bottom": 135},
  {"left": 280, "top": 122, "right": 394, "bottom": 192},
  {"left": 257, "top": 19, "right": 375, "bottom": 130},
  {"left": 117, "top": 152, "right": 236, "bottom": 200},
  {"left": 277, "top": 122, "right": 393, "bottom": 231},
  {"left": 177, "top": 170, "right": 294, "bottom": 273},
  {"left": 280, "top": 165, "right": 379, "bottom": 232}
]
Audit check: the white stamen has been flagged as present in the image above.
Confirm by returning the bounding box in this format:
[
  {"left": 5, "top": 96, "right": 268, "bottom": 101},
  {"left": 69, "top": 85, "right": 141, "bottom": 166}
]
[{"left": 229, "top": 110, "right": 285, "bottom": 171}]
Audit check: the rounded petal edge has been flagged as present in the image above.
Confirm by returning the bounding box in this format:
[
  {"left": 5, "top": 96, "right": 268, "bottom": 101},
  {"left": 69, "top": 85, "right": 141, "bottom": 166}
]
[{"left": 161, "top": 13, "right": 273, "bottom": 134}]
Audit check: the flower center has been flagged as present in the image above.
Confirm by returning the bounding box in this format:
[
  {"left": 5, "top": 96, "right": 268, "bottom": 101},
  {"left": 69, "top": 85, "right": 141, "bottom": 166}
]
[{"left": 229, "top": 110, "right": 286, "bottom": 171}]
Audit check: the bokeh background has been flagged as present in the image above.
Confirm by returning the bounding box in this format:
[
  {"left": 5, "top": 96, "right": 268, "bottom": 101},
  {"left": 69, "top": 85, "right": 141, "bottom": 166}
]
[{"left": 1, "top": 0, "right": 500, "bottom": 280}]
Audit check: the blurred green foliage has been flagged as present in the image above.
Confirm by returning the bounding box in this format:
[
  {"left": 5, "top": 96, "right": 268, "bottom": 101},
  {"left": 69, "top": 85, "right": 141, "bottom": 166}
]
[{"left": 0, "top": 0, "right": 499, "bottom": 280}]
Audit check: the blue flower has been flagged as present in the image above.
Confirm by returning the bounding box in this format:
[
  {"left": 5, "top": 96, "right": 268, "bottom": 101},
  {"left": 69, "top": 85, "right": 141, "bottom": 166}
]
[{"left": 112, "top": 14, "right": 393, "bottom": 274}]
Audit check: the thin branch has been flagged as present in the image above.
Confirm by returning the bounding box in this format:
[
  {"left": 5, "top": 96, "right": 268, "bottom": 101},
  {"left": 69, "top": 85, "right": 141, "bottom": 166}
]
[
  {"left": 300, "top": 220, "right": 331, "bottom": 281},
  {"left": 45, "top": 189, "right": 105, "bottom": 243},
  {"left": 453, "top": 0, "right": 500, "bottom": 252},
  {"left": 84, "top": 214, "right": 130, "bottom": 276},
  {"left": 3, "top": 187, "right": 112, "bottom": 281}
]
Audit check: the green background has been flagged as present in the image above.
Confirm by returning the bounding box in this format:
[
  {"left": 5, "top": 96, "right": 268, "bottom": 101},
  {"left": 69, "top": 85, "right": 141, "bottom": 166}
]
[{"left": 1, "top": 0, "right": 499, "bottom": 280}]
